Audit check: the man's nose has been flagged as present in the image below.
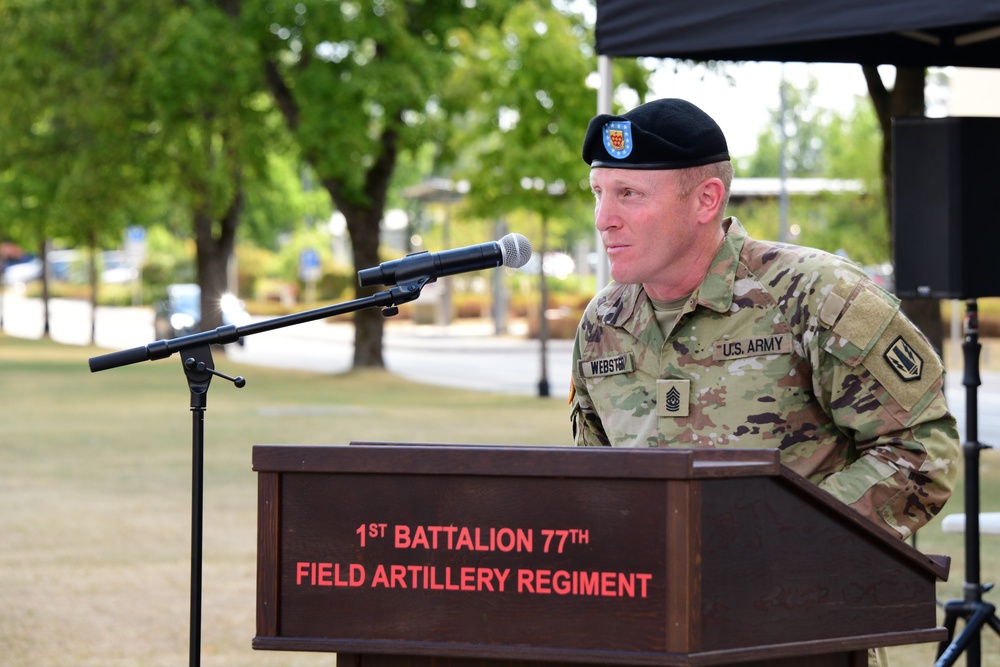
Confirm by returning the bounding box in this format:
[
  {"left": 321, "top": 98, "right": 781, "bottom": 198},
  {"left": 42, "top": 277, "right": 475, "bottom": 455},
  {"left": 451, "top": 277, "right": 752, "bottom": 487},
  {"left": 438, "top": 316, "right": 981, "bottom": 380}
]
[{"left": 594, "top": 200, "right": 618, "bottom": 231}]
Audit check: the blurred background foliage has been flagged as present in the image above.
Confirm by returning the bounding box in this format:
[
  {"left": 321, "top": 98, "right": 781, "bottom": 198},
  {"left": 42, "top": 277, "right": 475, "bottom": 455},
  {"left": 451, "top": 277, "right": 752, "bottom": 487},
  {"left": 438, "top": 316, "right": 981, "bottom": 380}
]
[{"left": 0, "top": 0, "right": 899, "bottom": 342}]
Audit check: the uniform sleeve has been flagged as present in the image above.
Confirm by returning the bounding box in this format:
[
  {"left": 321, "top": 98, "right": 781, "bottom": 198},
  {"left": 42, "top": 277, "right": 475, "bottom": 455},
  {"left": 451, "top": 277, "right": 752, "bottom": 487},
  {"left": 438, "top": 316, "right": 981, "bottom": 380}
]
[
  {"left": 811, "top": 277, "right": 961, "bottom": 539},
  {"left": 570, "top": 328, "right": 611, "bottom": 447}
]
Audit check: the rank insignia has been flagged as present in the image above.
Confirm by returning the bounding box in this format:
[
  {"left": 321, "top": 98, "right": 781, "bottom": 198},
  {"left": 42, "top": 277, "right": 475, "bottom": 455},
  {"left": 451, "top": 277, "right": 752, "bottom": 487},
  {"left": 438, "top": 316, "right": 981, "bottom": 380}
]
[
  {"left": 603, "top": 121, "right": 632, "bottom": 159},
  {"left": 656, "top": 379, "right": 690, "bottom": 417},
  {"left": 884, "top": 335, "right": 922, "bottom": 382}
]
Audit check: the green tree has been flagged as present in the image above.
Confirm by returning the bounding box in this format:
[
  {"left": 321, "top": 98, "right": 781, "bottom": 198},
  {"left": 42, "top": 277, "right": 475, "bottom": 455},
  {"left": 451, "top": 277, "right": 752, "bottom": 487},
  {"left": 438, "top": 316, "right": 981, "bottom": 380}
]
[
  {"left": 246, "top": 0, "right": 646, "bottom": 368},
  {"left": 743, "top": 76, "right": 828, "bottom": 178},
  {"left": 0, "top": 0, "right": 279, "bottom": 336},
  {"left": 0, "top": 0, "right": 150, "bottom": 339},
  {"left": 137, "top": 0, "right": 273, "bottom": 330},
  {"left": 736, "top": 80, "right": 888, "bottom": 264},
  {"left": 248, "top": 0, "right": 515, "bottom": 366}
]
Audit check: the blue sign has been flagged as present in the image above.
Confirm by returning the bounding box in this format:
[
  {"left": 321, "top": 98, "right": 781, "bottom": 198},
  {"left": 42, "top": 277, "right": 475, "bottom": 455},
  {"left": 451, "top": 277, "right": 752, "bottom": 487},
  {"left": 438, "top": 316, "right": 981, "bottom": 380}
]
[
  {"left": 126, "top": 225, "right": 146, "bottom": 244},
  {"left": 299, "top": 249, "right": 321, "bottom": 281}
]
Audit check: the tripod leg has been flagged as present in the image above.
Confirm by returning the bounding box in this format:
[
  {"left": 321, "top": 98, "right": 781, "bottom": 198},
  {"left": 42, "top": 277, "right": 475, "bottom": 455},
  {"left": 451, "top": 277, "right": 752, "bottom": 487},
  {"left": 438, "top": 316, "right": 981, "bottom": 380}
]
[
  {"left": 985, "top": 605, "right": 1000, "bottom": 637},
  {"left": 935, "top": 604, "right": 995, "bottom": 667},
  {"left": 936, "top": 603, "right": 960, "bottom": 660}
]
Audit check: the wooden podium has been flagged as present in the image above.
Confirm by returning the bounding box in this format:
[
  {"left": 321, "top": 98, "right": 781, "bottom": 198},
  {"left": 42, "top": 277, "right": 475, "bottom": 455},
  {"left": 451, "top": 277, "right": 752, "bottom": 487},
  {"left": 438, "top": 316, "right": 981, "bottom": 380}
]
[{"left": 252, "top": 444, "right": 949, "bottom": 667}]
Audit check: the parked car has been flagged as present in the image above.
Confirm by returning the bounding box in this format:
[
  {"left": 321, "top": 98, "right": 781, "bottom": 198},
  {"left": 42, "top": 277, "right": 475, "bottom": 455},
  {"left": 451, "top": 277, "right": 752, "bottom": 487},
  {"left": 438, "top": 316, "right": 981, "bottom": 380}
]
[
  {"left": 1, "top": 257, "right": 42, "bottom": 286},
  {"left": 153, "top": 283, "right": 251, "bottom": 343}
]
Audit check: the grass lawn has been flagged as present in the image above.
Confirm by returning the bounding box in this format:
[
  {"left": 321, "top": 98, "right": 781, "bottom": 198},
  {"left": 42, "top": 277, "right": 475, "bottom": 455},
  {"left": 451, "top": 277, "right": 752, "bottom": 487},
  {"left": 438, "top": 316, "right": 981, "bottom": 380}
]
[{"left": 1, "top": 335, "right": 998, "bottom": 666}]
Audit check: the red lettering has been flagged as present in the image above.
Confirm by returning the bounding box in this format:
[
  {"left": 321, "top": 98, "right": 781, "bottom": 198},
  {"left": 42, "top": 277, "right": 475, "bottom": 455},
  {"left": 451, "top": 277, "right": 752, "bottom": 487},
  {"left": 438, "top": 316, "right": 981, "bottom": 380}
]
[
  {"left": 601, "top": 571, "right": 616, "bottom": 596},
  {"left": 534, "top": 569, "right": 551, "bottom": 594},
  {"left": 619, "top": 572, "right": 634, "bottom": 597},
  {"left": 296, "top": 562, "right": 310, "bottom": 585},
  {"left": 496, "top": 528, "right": 515, "bottom": 552},
  {"left": 318, "top": 562, "right": 332, "bottom": 586},
  {"left": 495, "top": 568, "right": 510, "bottom": 591},
  {"left": 578, "top": 571, "right": 599, "bottom": 595},
  {"left": 411, "top": 526, "right": 430, "bottom": 549},
  {"left": 456, "top": 527, "right": 474, "bottom": 550},
  {"left": 636, "top": 573, "right": 652, "bottom": 597},
  {"left": 476, "top": 568, "right": 492, "bottom": 591},
  {"left": 552, "top": 570, "right": 571, "bottom": 595},
  {"left": 517, "top": 569, "right": 534, "bottom": 593},
  {"left": 394, "top": 525, "right": 411, "bottom": 548}
]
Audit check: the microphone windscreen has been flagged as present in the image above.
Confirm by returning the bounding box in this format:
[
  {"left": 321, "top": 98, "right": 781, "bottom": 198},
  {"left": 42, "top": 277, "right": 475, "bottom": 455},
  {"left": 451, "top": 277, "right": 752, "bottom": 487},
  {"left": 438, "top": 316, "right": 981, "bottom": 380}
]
[{"left": 499, "top": 233, "right": 532, "bottom": 269}]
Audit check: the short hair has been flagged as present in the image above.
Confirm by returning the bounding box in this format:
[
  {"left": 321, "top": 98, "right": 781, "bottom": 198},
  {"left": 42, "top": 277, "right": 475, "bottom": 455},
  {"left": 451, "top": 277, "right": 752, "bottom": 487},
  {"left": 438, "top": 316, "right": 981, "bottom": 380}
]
[{"left": 676, "top": 160, "right": 734, "bottom": 214}]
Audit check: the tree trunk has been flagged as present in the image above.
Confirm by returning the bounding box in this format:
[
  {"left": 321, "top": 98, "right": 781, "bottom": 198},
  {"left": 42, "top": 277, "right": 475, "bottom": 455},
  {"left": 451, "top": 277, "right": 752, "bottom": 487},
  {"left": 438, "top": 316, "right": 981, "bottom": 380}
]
[
  {"left": 863, "top": 65, "right": 944, "bottom": 353},
  {"left": 87, "top": 228, "right": 97, "bottom": 345},
  {"left": 39, "top": 237, "right": 50, "bottom": 338},
  {"left": 318, "top": 125, "right": 400, "bottom": 369},
  {"left": 328, "top": 187, "right": 388, "bottom": 369},
  {"left": 347, "top": 214, "right": 386, "bottom": 369},
  {"left": 193, "top": 188, "right": 242, "bottom": 332}
]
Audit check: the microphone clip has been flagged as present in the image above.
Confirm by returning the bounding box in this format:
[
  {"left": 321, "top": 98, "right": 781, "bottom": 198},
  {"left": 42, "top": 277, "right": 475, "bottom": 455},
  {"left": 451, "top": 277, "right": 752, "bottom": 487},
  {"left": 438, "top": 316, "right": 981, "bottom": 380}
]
[{"left": 382, "top": 275, "right": 431, "bottom": 317}]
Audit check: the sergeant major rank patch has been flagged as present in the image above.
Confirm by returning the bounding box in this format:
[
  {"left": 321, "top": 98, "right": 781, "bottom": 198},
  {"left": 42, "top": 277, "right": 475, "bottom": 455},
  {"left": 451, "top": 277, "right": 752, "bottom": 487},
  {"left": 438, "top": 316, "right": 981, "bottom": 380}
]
[
  {"left": 657, "top": 379, "right": 690, "bottom": 418},
  {"left": 884, "top": 335, "right": 922, "bottom": 382}
]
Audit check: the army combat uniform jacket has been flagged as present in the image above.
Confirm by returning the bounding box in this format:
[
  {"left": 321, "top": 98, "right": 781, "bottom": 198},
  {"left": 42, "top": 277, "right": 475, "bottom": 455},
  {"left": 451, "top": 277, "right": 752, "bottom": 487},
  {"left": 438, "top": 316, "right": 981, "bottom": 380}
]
[{"left": 571, "top": 218, "right": 960, "bottom": 538}]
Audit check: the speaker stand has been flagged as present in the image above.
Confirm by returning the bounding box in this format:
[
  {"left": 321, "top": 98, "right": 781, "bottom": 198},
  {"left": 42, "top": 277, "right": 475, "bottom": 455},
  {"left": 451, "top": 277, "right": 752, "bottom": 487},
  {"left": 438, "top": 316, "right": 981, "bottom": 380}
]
[{"left": 935, "top": 299, "right": 1000, "bottom": 667}]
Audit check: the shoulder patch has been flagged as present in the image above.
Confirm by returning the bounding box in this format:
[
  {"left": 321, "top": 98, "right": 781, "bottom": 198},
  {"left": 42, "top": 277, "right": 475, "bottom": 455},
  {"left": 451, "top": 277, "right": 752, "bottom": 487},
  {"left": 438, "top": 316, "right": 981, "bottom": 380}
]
[
  {"left": 884, "top": 335, "right": 923, "bottom": 382},
  {"left": 865, "top": 313, "right": 941, "bottom": 411}
]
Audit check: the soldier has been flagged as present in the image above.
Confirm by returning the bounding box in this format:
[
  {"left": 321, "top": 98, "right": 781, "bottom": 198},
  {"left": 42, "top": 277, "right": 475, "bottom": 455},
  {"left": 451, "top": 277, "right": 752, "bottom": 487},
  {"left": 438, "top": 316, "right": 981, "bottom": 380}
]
[{"left": 571, "top": 97, "right": 960, "bottom": 542}]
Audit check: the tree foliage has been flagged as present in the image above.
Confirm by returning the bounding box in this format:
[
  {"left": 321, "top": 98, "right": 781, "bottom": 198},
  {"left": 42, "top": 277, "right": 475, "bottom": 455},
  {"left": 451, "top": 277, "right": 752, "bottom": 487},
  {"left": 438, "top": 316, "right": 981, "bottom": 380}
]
[
  {"left": 247, "top": 0, "right": 538, "bottom": 366},
  {"left": 734, "top": 77, "right": 888, "bottom": 265},
  {"left": 0, "top": 0, "right": 652, "bottom": 363},
  {"left": 246, "top": 0, "right": 641, "bottom": 366},
  {"left": 0, "top": 0, "right": 278, "bottom": 332}
]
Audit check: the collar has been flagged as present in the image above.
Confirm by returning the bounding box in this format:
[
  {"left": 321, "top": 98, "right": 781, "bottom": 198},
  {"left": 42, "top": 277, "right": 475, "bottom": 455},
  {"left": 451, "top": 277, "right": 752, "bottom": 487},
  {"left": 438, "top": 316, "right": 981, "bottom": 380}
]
[{"left": 595, "top": 217, "right": 748, "bottom": 333}]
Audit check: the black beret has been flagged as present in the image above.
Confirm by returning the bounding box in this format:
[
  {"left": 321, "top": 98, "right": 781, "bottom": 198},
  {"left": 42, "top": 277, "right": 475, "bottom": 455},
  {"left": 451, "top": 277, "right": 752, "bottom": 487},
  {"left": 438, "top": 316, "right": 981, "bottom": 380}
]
[{"left": 582, "top": 98, "right": 730, "bottom": 169}]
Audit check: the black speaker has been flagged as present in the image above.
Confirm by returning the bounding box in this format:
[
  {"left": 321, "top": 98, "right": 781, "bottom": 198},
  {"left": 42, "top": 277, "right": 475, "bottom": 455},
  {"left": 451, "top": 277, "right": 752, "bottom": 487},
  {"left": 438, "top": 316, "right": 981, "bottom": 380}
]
[{"left": 892, "top": 116, "right": 1000, "bottom": 299}]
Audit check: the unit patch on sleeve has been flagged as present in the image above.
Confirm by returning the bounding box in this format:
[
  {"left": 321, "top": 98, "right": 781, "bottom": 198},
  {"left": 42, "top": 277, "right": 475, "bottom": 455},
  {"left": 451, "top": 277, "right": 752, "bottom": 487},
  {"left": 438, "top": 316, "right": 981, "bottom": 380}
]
[
  {"left": 884, "top": 335, "right": 922, "bottom": 382},
  {"left": 713, "top": 334, "right": 791, "bottom": 361},
  {"left": 578, "top": 353, "right": 634, "bottom": 378},
  {"left": 864, "top": 312, "right": 941, "bottom": 412}
]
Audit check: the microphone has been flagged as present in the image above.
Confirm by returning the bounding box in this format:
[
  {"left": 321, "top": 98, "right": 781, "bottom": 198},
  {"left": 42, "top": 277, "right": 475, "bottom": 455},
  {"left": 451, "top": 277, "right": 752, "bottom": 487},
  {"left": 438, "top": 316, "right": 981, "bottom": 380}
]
[{"left": 358, "top": 233, "right": 532, "bottom": 287}]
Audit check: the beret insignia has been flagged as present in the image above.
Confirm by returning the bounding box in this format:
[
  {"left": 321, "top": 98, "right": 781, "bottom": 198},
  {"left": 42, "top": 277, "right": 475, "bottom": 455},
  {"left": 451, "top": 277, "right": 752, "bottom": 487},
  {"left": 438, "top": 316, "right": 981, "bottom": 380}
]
[{"left": 603, "top": 121, "right": 633, "bottom": 159}]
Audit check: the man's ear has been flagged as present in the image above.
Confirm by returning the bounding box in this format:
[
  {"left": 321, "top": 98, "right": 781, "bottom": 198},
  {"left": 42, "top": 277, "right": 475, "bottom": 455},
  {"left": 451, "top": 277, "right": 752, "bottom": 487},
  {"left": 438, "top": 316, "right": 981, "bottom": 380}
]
[{"left": 695, "top": 178, "right": 725, "bottom": 224}]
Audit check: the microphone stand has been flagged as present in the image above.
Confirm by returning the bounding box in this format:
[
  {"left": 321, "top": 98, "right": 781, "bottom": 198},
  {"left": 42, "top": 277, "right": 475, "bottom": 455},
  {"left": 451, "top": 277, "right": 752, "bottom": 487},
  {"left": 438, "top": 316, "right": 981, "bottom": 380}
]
[
  {"left": 935, "top": 299, "right": 1000, "bottom": 667},
  {"left": 88, "top": 278, "right": 428, "bottom": 667}
]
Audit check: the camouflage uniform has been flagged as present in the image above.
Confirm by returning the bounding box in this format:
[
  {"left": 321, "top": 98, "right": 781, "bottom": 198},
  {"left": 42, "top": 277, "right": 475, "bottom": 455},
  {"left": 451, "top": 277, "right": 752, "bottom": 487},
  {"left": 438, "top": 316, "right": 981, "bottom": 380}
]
[{"left": 571, "top": 218, "right": 960, "bottom": 538}]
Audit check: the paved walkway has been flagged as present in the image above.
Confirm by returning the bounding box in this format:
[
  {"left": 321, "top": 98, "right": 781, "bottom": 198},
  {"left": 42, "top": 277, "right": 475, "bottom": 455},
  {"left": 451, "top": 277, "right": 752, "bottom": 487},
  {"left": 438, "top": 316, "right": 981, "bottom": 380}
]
[{"left": 4, "top": 294, "right": 1000, "bottom": 439}]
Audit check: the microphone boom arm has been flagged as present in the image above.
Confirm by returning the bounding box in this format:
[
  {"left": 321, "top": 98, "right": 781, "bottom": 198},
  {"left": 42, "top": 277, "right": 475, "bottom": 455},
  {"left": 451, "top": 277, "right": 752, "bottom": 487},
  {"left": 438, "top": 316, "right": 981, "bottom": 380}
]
[{"left": 88, "top": 278, "right": 429, "bottom": 372}]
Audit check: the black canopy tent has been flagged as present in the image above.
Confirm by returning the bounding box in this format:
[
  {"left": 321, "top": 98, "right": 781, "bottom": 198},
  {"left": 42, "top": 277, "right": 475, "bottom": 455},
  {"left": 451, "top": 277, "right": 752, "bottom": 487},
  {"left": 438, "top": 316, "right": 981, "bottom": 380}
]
[{"left": 595, "top": 0, "right": 1000, "bottom": 68}]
